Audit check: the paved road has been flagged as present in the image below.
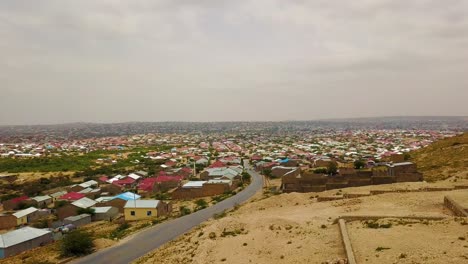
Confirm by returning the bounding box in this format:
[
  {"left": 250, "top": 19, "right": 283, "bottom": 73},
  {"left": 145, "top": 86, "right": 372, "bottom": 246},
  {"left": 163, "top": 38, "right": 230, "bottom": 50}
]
[{"left": 73, "top": 165, "right": 263, "bottom": 264}]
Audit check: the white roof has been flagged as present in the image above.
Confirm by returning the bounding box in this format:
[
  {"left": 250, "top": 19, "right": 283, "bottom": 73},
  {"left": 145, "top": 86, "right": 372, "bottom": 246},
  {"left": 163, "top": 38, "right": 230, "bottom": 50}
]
[
  {"left": 95, "top": 196, "right": 115, "bottom": 203},
  {"left": 50, "top": 191, "right": 67, "bottom": 198},
  {"left": 64, "top": 214, "right": 91, "bottom": 221},
  {"left": 78, "top": 188, "right": 93, "bottom": 194},
  {"left": 13, "top": 207, "right": 38, "bottom": 218},
  {"left": 91, "top": 206, "right": 113, "bottom": 213},
  {"left": 124, "top": 200, "right": 159, "bottom": 209},
  {"left": 32, "top": 195, "right": 51, "bottom": 202},
  {"left": 182, "top": 181, "right": 207, "bottom": 188},
  {"left": 128, "top": 173, "right": 141, "bottom": 180},
  {"left": 71, "top": 197, "right": 97, "bottom": 209},
  {"left": 79, "top": 180, "right": 98, "bottom": 188},
  {"left": 207, "top": 179, "right": 232, "bottom": 185},
  {"left": 0, "top": 227, "right": 51, "bottom": 248},
  {"left": 107, "top": 175, "right": 125, "bottom": 183}
]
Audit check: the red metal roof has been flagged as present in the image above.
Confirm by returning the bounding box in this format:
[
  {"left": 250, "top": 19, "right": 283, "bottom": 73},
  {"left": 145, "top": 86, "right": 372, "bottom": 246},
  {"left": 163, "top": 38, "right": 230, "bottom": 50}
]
[
  {"left": 112, "top": 177, "right": 136, "bottom": 187},
  {"left": 59, "top": 192, "right": 85, "bottom": 201},
  {"left": 10, "top": 196, "right": 29, "bottom": 204},
  {"left": 155, "top": 175, "right": 183, "bottom": 183},
  {"left": 209, "top": 160, "right": 226, "bottom": 168}
]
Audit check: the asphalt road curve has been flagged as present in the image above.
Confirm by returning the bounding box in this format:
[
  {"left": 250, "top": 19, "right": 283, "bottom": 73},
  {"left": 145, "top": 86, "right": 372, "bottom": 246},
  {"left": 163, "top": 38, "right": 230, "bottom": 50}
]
[{"left": 72, "top": 166, "right": 263, "bottom": 264}]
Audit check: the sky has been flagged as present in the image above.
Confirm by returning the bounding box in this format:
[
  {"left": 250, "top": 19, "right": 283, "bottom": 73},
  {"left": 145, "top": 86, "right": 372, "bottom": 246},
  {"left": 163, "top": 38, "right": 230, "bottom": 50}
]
[{"left": 1, "top": 0, "right": 467, "bottom": 125}]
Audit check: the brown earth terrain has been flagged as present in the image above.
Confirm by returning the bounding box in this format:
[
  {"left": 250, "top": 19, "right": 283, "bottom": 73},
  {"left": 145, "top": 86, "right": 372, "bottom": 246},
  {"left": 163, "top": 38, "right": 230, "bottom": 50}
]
[
  {"left": 134, "top": 179, "right": 468, "bottom": 264},
  {"left": 410, "top": 132, "right": 468, "bottom": 181}
]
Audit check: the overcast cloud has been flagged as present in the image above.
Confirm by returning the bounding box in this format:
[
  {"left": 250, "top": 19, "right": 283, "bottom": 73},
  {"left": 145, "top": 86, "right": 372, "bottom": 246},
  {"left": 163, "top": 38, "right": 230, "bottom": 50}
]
[{"left": 0, "top": 0, "right": 467, "bottom": 125}]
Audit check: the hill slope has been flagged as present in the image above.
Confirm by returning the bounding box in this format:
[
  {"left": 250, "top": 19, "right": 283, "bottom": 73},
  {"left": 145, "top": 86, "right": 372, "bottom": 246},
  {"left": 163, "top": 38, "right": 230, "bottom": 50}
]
[{"left": 410, "top": 132, "right": 468, "bottom": 181}]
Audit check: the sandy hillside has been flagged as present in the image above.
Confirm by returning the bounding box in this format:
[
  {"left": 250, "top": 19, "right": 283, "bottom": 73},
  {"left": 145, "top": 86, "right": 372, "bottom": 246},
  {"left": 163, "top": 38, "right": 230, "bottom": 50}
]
[{"left": 134, "top": 179, "right": 468, "bottom": 264}]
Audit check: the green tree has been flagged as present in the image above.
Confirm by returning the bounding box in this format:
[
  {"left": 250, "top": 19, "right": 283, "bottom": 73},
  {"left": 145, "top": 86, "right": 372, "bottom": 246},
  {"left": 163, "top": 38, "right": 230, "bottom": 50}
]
[
  {"left": 195, "top": 199, "right": 208, "bottom": 210},
  {"left": 313, "top": 168, "right": 328, "bottom": 174},
  {"left": 354, "top": 160, "right": 366, "bottom": 170},
  {"left": 77, "top": 207, "right": 96, "bottom": 216},
  {"left": 60, "top": 230, "right": 94, "bottom": 257},
  {"left": 262, "top": 168, "right": 273, "bottom": 178},
  {"left": 327, "top": 163, "right": 337, "bottom": 175},
  {"left": 241, "top": 171, "right": 251, "bottom": 182},
  {"left": 179, "top": 206, "right": 191, "bottom": 216}
]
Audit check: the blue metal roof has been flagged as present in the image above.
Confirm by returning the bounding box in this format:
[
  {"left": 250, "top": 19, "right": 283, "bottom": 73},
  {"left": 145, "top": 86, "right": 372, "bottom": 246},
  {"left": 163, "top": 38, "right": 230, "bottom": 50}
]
[{"left": 114, "top": 192, "right": 141, "bottom": 201}]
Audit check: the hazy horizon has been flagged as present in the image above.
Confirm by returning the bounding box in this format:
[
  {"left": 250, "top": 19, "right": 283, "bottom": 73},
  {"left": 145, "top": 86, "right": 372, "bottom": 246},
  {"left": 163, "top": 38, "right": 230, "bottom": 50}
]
[{"left": 1, "top": 1, "right": 468, "bottom": 125}]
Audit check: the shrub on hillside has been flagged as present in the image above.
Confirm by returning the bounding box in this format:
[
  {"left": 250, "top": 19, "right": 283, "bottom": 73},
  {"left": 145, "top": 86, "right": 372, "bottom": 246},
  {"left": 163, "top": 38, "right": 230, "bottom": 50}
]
[{"left": 60, "top": 230, "right": 94, "bottom": 257}]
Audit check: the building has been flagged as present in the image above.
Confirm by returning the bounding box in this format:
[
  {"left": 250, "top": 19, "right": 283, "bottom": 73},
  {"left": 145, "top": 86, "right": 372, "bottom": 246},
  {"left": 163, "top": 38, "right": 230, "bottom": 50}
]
[
  {"left": 124, "top": 200, "right": 171, "bottom": 221},
  {"left": 171, "top": 180, "right": 234, "bottom": 200},
  {"left": 281, "top": 163, "right": 423, "bottom": 193},
  {"left": 386, "top": 162, "right": 422, "bottom": 182},
  {"left": 200, "top": 166, "right": 242, "bottom": 181},
  {"left": 271, "top": 166, "right": 297, "bottom": 178},
  {"left": 0, "top": 227, "right": 53, "bottom": 259},
  {"left": 12, "top": 207, "right": 39, "bottom": 226},
  {"left": 31, "top": 196, "right": 52, "bottom": 208},
  {"left": 91, "top": 206, "right": 119, "bottom": 221},
  {"left": 0, "top": 214, "right": 16, "bottom": 230},
  {"left": 2, "top": 196, "right": 34, "bottom": 211},
  {"left": 58, "top": 192, "right": 86, "bottom": 202},
  {"left": 56, "top": 197, "right": 96, "bottom": 220},
  {"left": 49, "top": 191, "right": 67, "bottom": 202},
  {"left": 63, "top": 214, "right": 92, "bottom": 227}
]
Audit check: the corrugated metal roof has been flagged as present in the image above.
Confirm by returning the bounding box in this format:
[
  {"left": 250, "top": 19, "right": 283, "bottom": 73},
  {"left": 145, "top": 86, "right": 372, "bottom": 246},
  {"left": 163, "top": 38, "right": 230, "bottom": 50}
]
[
  {"left": 0, "top": 227, "right": 51, "bottom": 248},
  {"left": 64, "top": 214, "right": 91, "bottom": 222},
  {"left": 32, "top": 195, "right": 51, "bottom": 202},
  {"left": 50, "top": 191, "right": 67, "bottom": 198},
  {"left": 182, "top": 181, "right": 207, "bottom": 188},
  {"left": 71, "top": 197, "right": 97, "bottom": 209},
  {"left": 13, "top": 207, "right": 38, "bottom": 218},
  {"left": 124, "top": 200, "right": 159, "bottom": 209},
  {"left": 95, "top": 196, "right": 115, "bottom": 203},
  {"left": 91, "top": 207, "right": 112, "bottom": 213},
  {"left": 114, "top": 192, "right": 141, "bottom": 201},
  {"left": 79, "top": 180, "right": 98, "bottom": 188}
]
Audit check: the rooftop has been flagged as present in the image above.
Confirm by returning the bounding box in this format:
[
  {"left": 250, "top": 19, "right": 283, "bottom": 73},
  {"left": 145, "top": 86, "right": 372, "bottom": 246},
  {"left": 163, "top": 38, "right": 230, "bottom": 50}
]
[
  {"left": 0, "top": 227, "right": 51, "bottom": 248},
  {"left": 124, "top": 199, "right": 159, "bottom": 209}
]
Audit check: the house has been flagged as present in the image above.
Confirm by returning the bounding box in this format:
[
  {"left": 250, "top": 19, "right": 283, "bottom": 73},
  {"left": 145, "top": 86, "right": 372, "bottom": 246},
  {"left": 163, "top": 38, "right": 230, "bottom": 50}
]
[
  {"left": 2, "top": 196, "right": 34, "bottom": 211},
  {"left": 91, "top": 206, "right": 119, "bottom": 221},
  {"left": 200, "top": 166, "right": 242, "bottom": 181},
  {"left": 138, "top": 178, "right": 159, "bottom": 194},
  {"left": 135, "top": 171, "right": 148, "bottom": 177},
  {"left": 13, "top": 207, "right": 39, "bottom": 226},
  {"left": 281, "top": 169, "right": 328, "bottom": 193},
  {"left": 124, "top": 200, "right": 171, "bottom": 221},
  {"left": 100, "top": 183, "right": 123, "bottom": 195},
  {"left": 78, "top": 188, "right": 102, "bottom": 199},
  {"left": 171, "top": 180, "right": 233, "bottom": 200},
  {"left": 56, "top": 197, "right": 96, "bottom": 220},
  {"left": 112, "top": 177, "right": 136, "bottom": 188},
  {"left": 95, "top": 197, "right": 128, "bottom": 213},
  {"left": 128, "top": 173, "right": 142, "bottom": 180},
  {"left": 386, "top": 162, "right": 422, "bottom": 182},
  {"left": 208, "top": 160, "right": 227, "bottom": 168},
  {"left": 31, "top": 196, "right": 52, "bottom": 208},
  {"left": 72, "top": 197, "right": 97, "bottom": 209},
  {"left": 271, "top": 166, "right": 297, "bottom": 178},
  {"left": 49, "top": 191, "right": 67, "bottom": 202},
  {"left": 58, "top": 192, "right": 86, "bottom": 202},
  {"left": 195, "top": 157, "right": 209, "bottom": 165},
  {"left": 79, "top": 180, "right": 98, "bottom": 189},
  {"left": 114, "top": 192, "right": 141, "bottom": 201},
  {"left": 63, "top": 214, "right": 92, "bottom": 227},
  {"left": 0, "top": 227, "right": 53, "bottom": 259},
  {"left": 0, "top": 214, "right": 16, "bottom": 230}
]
